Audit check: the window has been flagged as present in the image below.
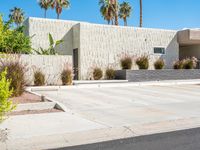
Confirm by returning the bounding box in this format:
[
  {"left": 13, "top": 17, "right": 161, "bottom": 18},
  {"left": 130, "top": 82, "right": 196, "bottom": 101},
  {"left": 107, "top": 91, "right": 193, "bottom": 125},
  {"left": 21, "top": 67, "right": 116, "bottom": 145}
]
[{"left": 154, "top": 47, "right": 165, "bottom": 54}]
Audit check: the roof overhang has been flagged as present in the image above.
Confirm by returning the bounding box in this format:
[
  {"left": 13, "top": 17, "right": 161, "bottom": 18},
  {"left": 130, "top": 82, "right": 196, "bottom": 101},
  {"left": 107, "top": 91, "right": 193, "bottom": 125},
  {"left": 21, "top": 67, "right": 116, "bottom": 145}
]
[{"left": 177, "top": 29, "right": 200, "bottom": 46}]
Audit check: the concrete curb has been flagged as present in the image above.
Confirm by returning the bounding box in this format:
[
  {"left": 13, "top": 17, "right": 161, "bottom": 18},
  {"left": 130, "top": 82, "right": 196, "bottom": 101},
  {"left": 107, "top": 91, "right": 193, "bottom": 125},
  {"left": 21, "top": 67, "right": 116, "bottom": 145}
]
[
  {"left": 26, "top": 79, "right": 200, "bottom": 91},
  {"left": 25, "top": 89, "right": 68, "bottom": 112},
  {"left": 14, "top": 102, "right": 56, "bottom": 112}
]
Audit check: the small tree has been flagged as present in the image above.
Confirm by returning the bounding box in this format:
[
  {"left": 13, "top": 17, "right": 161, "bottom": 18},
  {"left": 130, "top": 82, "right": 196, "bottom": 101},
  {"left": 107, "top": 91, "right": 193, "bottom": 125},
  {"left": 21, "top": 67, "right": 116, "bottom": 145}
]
[{"left": 0, "top": 70, "right": 16, "bottom": 122}]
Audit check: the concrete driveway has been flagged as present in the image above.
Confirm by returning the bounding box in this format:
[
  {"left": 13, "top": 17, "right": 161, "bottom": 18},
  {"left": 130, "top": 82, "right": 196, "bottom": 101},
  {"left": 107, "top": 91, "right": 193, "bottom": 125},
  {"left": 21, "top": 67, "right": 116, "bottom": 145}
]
[
  {"left": 2, "top": 82, "right": 200, "bottom": 150},
  {"left": 37, "top": 84, "right": 200, "bottom": 127}
]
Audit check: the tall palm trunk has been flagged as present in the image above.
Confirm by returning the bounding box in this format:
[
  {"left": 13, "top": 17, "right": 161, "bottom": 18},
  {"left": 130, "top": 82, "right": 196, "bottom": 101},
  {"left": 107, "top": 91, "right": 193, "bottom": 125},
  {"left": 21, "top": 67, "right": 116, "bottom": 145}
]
[
  {"left": 124, "top": 18, "right": 127, "bottom": 26},
  {"left": 57, "top": 13, "right": 60, "bottom": 19},
  {"left": 44, "top": 9, "right": 47, "bottom": 18},
  {"left": 139, "top": 0, "right": 142, "bottom": 27},
  {"left": 114, "top": 0, "right": 118, "bottom": 25}
]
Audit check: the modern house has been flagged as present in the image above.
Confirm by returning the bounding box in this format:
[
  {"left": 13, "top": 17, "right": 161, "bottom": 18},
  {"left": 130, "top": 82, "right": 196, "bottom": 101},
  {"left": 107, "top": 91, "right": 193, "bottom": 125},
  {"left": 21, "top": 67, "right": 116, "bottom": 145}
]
[{"left": 24, "top": 17, "right": 200, "bottom": 80}]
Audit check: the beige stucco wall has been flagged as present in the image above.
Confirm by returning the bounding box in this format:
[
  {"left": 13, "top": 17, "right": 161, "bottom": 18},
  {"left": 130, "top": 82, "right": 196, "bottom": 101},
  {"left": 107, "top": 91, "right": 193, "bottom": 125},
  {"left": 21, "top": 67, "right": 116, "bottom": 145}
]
[{"left": 79, "top": 23, "right": 179, "bottom": 79}]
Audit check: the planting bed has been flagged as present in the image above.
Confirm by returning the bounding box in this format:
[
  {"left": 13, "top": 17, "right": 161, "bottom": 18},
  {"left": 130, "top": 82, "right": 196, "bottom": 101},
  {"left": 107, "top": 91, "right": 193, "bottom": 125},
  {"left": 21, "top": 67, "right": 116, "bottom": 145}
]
[{"left": 10, "top": 92, "right": 62, "bottom": 116}]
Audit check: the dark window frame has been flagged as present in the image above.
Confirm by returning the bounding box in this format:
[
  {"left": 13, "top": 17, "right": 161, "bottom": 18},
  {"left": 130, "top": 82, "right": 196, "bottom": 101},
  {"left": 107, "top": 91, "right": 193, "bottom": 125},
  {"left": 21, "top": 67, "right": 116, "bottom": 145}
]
[{"left": 154, "top": 47, "right": 166, "bottom": 55}]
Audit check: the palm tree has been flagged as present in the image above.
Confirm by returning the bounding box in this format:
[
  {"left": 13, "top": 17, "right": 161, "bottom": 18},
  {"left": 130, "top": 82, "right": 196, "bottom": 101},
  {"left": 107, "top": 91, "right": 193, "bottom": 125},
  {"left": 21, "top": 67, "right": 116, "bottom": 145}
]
[
  {"left": 119, "top": 2, "right": 132, "bottom": 26},
  {"left": 9, "top": 7, "right": 25, "bottom": 27},
  {"left": 38, "top": 0, "right": 51, "bottom": 18},
  {"left": 110, "top": 0, "right": 119, "bottom": 25},
  {"left": 139, "top": 0, "right": 142, "bottom": 27},
  {"left": 51, "top": 0, "right": 70, "bottom": 19},
  {"left": 99, "top": 0, "right": 115, "bottom": 25}
]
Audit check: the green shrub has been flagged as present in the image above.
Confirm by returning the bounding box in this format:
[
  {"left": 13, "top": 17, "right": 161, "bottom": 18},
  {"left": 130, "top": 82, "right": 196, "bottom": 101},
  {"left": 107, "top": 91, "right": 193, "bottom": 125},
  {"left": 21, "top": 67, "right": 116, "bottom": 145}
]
[
  {"left": 120, "top": 56, "right": 132, "bottom": 70},
  {"left": 34, "top": 70, "right": 45, "bottom": 86},
  {"left": 0, "top": 70, "right": 16, "bottom": 122},
  {"left": 105, "top": 68, "right": 115, "bottom": 80},
  {"left": 154, "top": 59, "right": 165, "bottom": 70},
  {"left": 93, "top": 67, "right": 103, "bottom": 80},
  {"left": 136, "top": 55, "right": 149, "bottom": 69},
  {"left": 0, "top": 61, "right": 26, "bottom": 97},
  {"left": 61, "top": 69, "right": 73, "bottom": 85},
  {"left": 173, "top": 60, "right": 184, "bottom": 69},
  {"left": 0, "top": 16, "right": 32, "bottom": 54}
]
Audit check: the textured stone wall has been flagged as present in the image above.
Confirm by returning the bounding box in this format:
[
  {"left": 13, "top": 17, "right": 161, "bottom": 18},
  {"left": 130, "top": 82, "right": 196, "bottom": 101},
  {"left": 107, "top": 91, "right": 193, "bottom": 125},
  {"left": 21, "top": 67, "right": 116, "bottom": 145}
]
[
  {"left": 79, "top": 23, "right": 179, "bottom": 79},
  {"left": 0, "top": 54, "right": 72, "bottom": 85},
  {"left": 25, "top": 17, "right": 179, "bottom": 80},
  {"left": 25, "top": 17, "right": 78, "bottom": 55}
]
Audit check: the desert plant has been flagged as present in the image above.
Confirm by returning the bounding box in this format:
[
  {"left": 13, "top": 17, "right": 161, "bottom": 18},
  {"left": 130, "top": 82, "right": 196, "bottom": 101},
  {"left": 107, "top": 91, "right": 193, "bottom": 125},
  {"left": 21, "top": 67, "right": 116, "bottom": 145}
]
[
  {"left": 136, "top": 55, "right": 149, "bottom": 69},
  {"left": 0, "top": 70, "right": 16, "bottom": 122},
  {"left": 183, "top": 57, "right": 198, "bottom": 69},
  {"left": 93, "top": 67, "right": 103, "bottom": 80},
  {"left": 34, "top": 33, "right": 63, "bottom": 55},
  {"left": 120, "top": 56, "right": 132, "bottom": 69},
  {"left": 61, "top": 69, "right": 72, "bottom": 85},
  {"left": 173, "top": 60, "right": 184, "bottom": 69},
  {"left": 154, "top": 59, "right": 165, "bottom": 70},
  {"left": 105, "top": 68, "right": 115, "bottom": 80},
  {"left": 34, "top": 70, "right": 45, "bottom": 86},
  {"left": 0, "top": 61, "right": 26, "bottom": 97}
]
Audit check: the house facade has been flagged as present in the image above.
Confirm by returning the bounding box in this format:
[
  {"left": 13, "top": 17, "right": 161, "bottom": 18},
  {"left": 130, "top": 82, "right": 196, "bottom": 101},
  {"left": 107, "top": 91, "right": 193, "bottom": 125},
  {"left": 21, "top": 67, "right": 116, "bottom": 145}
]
[{"left": 24, "top": 17, "right": 200, "bottom": 80}]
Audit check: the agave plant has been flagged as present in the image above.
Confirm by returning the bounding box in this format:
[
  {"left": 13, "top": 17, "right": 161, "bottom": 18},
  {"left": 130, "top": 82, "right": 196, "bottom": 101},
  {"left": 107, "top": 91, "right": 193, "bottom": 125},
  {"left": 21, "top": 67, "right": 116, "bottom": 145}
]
[{"left": 34, "top": 33, "right": 63, "bottom": 55}]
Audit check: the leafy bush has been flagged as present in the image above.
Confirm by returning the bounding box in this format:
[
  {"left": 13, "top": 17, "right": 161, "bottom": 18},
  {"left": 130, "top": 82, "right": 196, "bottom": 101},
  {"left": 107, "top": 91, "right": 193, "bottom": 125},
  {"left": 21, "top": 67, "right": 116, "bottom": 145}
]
[
  {"left": 34, "top": 70, "right": 45, "bottom": 86},
  {"left": 0, "top": 16, "right": 32, "bottom": 54},
  {"left": 136, "top": 55, "right": 149, "bottom": 69},
  {"left": 93, "top": 67, "right": 103, "bottom": 80},
  {"left": 0, "top": 70, "right": 16, "bottom": 122},
  {"left": 173, "top": 60, "right": 184, "bottom": 69},
  {"left": 105, "top": 68, "right": 115, "bottom": 80},
  {"left": 154, "top": 59, "right": 165, "bottom": 70},
  {"left": 183, "top": 57, "right": 198, "bottom": 69},
  {"left": 61, "top": 69, "right": 73, "bottom": 85},
  {"left": 120, "top": 56, "right": 132, "bottom": 70},
  {"left": 0, "top": 61, "right": 26, "bottom": 97}
]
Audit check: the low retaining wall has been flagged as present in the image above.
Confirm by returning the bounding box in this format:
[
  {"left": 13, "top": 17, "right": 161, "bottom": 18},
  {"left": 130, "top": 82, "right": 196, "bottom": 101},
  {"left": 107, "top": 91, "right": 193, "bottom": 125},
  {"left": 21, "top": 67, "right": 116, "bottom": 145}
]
[
  {"left": 0, "top": 54, "right": 72, "bottom": 85},
  {"left": 115, "top": 70, "right": 200, "bottom": 82}
]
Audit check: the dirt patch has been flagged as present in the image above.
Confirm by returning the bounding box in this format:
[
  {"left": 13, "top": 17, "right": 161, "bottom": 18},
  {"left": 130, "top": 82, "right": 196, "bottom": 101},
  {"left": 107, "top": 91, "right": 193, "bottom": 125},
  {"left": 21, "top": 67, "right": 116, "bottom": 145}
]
[
  {"left": 10, "top": 108, "right": 62, "bottom": 116},
  {"left": 12, "top": 92, "right": 43, "bottom": 104}
]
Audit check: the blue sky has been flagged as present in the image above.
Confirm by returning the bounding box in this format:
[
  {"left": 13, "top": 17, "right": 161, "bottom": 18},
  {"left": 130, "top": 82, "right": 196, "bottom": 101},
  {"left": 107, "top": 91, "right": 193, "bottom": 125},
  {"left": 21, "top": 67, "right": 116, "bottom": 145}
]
[{"left": 1, "top": 0, "right": 200, "bottom": 30}]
